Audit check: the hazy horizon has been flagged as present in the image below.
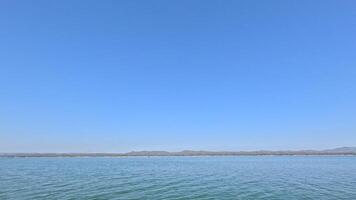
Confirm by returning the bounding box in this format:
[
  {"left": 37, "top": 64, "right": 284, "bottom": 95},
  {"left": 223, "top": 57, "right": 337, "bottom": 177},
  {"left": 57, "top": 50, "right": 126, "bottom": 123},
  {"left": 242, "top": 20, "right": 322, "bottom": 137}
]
[
  {"left": 2, "top": 146, "right": 356, "bottom": 155},
  {"left": 1, "top": 0, "right": 356, "bottom": 153}
]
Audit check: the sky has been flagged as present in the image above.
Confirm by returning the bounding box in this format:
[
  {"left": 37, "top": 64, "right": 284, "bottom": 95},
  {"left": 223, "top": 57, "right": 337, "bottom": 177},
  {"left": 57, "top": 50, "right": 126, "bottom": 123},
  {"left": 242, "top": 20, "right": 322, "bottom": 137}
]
[{"left": 1, "top": 0, "right": 356, "bottom": 153}]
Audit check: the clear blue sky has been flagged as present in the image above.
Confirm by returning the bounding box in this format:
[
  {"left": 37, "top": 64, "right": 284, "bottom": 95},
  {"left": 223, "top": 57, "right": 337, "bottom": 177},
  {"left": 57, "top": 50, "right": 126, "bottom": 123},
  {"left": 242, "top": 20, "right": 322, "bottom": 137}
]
[{"left": 1, "top": 0, "right": 356, "bottom": 153}]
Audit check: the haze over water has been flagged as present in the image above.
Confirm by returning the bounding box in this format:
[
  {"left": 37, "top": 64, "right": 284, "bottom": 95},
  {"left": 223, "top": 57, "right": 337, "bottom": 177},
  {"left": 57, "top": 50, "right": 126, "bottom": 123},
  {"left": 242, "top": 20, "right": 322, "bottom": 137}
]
[{"left": 1, "top": 156, "right": 356, "bottom": 200}]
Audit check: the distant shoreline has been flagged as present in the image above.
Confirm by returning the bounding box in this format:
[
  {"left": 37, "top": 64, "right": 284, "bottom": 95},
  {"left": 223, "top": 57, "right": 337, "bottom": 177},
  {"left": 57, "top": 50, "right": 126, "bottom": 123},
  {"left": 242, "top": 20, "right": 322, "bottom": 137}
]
[
  {"left": 1, "top": 154, "right": 356, "bottom": 158},
  {"left": 1, "top": 147, "right": 356, "bottom": 157}
]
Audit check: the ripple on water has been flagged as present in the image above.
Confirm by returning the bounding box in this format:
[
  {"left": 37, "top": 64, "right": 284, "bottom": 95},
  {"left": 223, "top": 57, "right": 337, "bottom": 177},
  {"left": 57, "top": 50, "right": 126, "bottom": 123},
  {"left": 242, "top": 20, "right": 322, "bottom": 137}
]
[{"left": 0, "top": 156, "right": 356, "bottom": 200}]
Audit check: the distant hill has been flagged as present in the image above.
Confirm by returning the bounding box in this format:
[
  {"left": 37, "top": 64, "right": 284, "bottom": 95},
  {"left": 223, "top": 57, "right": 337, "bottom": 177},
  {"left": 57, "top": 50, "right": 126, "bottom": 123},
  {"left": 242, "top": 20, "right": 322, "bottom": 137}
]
[
  {"left": 1, "top": 147, "right": 356, "bottom": 157},
  {"left": 322, "top": 147, "right": 356, "bottom": 153},
  {"left": 125, "top": 151, "right": 171, "bottom": 156}
]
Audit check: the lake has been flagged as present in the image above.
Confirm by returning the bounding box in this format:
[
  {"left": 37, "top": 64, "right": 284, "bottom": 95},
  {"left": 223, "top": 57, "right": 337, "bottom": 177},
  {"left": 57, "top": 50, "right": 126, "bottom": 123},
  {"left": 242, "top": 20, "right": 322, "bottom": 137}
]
[{"left": 1, "top": 156, "right": 355, "bottom": 199}]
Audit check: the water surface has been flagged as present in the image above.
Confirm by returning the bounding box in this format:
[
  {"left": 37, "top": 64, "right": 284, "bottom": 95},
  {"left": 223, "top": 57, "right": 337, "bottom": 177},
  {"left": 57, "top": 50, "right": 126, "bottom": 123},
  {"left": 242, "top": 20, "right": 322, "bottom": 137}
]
[{"left": 1, "top": 156, "right": 355, "bottom": 199}]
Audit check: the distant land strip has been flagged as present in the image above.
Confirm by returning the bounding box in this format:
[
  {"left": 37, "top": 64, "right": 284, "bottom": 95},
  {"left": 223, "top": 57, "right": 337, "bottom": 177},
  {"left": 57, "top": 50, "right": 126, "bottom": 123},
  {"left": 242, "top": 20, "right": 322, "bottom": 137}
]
[{"left": 1, "top": 147, "right": 356, "bottom": 157}]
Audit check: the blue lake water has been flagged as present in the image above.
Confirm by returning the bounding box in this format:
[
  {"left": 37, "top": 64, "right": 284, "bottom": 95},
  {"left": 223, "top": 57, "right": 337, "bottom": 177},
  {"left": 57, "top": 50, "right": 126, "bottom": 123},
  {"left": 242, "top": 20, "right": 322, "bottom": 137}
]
[{"left": 1, "top": 156, "right": 356, "bottom": 199}]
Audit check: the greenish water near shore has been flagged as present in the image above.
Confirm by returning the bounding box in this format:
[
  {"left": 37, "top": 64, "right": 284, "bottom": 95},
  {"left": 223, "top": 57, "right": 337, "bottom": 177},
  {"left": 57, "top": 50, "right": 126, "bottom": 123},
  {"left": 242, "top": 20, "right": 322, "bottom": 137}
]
[{"left": 1, "top": 156, "right": 355, "bottom": 199}]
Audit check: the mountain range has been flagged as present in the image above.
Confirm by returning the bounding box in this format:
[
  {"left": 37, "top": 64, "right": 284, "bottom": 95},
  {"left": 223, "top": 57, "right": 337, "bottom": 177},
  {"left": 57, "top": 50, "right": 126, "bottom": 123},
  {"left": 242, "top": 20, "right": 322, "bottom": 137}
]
[{"left": 1, "top": 147, "right": 356, "bottom": 157}]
